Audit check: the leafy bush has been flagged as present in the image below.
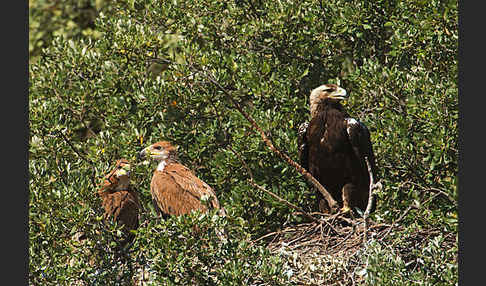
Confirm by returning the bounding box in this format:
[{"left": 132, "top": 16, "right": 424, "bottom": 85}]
[
  {"left": 365, "top": 234, "right": 457, "bottom": 285},
  {"left": 29, "top": 0, "right": 457, "bottom": 284}
]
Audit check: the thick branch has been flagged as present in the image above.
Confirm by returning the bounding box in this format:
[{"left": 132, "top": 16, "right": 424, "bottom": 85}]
[{"left": 204, "top": 72, "right": 339, "bottom": 213}]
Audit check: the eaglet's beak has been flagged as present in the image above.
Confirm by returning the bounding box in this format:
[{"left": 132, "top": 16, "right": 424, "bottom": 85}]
[
  {"left": 115, "top": 164, "right": 131, "bottom": 177},
  {"left": 328, "top": 87, "right": 348, "bottom": 100}
]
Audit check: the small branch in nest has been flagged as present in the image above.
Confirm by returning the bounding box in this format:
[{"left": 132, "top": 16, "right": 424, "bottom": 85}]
[
  {"left": 381, "top": 191, "right": 443, "bottom": 242},
  {"left": 253, "top": 228, "right": 296, "bottom": 244},
  {"left": 201, "top": 70, "right": 339, "bottom": 213},
  {"left": 380, "top": 204, "right": 414, "bottom": 242},
  {"left": 58, "top": 130, "right": 98, "bottom": 188},
  {"left": 332, "top": 228, "right": 357, "bottom": 251},
  {"left": 363, "top": 156, "right": 382, "bottom": 243},
  {"left": 249, "top": 180, "right": 319, "bottom": 223},
  {"left": 407, "top": 181, "right": 456, "bottom": 205},
  {"left": 227, "top": 146, "right": 319, "bottom": 223}
]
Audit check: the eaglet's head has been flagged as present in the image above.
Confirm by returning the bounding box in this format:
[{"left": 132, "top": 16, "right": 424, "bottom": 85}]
[
  {"left": 310, "top": 84, "right": 348, "bottom": 116},
  {"left": 138, "top": 141, "right": 179, "bottom": 162},
  {"left": 100, "top": 159, "right": 131, "bottom": 192}
]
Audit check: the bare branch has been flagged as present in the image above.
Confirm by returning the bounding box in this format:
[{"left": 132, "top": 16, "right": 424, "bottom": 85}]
[
  {"left": 363, "top": 156, "right": 381, "bottom": 218},
  {"left": 363, "top": 156, "right": 383, "bottom": 243}
]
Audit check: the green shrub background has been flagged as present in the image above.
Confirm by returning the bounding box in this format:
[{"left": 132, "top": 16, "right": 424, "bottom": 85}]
[{"left": 29, "top": 0, "right": 458, "bottom": 285}]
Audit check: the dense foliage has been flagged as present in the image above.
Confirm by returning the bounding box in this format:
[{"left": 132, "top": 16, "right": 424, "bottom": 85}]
[{"left": 29, "top": 0, "right": 458, "bottom": 285}]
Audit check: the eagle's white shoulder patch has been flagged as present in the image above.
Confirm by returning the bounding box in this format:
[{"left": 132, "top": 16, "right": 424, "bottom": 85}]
[
  {"left": 345, "top": 118, "right": 358, "bottom": 136},
  {"left": 156, "top": 160, "right": 167, "bottom": 172}
]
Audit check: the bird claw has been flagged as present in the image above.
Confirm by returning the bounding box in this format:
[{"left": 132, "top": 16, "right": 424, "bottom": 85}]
[{"left": 340, "top": 206, "right": 351, "bottom": 213}]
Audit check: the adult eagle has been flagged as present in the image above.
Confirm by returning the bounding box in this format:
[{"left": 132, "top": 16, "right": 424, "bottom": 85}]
[
  {"left": 298, "top": 84, "right": 378, "bottom": 214},
  {"left": 97, "top": 159, "right": 141, "bottom": 245},
  {"left": 138, "top": 141, "right": 224, "bottom": 217}
]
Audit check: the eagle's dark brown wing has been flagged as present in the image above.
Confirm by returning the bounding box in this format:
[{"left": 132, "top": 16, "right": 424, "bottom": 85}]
[
  {"left": 345, "top": 118, "right": 378, "bottom": 212},
  {"left": 298, "top": 120, "right": 331, "bottom": 212},
  {"left": 345, "top": 118, "right": 378, "bottom": 180}
]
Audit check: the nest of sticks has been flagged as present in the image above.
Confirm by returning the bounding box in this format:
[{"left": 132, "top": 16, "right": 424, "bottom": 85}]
[{"left": 252, "top": 211, "right": 456, "bottom": 286}]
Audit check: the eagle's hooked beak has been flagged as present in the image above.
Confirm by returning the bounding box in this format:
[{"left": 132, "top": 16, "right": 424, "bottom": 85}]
[
  {"left": 328, "top": 87, "right": 348, "bottom": 100},
  {"left": 138, "top": 146, "right": 167, "bottom": 161}
]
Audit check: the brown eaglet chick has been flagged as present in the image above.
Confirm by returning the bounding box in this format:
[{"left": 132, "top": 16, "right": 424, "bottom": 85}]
[
  {"left": 98, "top": 159, "right": 141, "bottom": 246},
  {"left": 138, "top": 141, "right": 225, "bottom": 218}
]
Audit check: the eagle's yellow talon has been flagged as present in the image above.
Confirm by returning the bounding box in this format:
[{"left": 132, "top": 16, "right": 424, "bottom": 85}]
[{"left": 341, "top": 206, "right": 351, "bottom": 213}]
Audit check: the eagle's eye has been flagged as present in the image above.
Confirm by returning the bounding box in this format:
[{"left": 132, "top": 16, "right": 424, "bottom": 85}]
[{"left": 154, "top": 146, "right": 162, "bottom": 150}]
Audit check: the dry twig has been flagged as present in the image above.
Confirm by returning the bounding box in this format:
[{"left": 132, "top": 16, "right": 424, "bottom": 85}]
[{"left": 363, "top": 156, "right": 382, "bottom": 243}]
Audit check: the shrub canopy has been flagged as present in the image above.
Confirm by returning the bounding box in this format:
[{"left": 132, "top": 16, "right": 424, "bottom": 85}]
[{"left": 29, "top": 0, "right": 458, "bottom": 284}]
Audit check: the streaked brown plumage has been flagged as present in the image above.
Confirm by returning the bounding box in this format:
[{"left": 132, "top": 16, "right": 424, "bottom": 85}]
[
  {"left": 138, "top": 141, "right": 224, "bottom": 217},
  {"left": 298, "top": 84, "right": 378, "bottom": 214},
  {"left": 98, "top": 159, "right": 141, "bottom": 245}
]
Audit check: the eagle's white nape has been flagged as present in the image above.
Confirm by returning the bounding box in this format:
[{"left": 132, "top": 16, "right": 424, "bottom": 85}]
[{"left": 156, "top": 160, "right": 167, "bottom": 172}]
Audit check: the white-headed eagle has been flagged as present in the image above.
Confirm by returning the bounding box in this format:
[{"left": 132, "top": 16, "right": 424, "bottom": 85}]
[
  {"left": 298, "top": 84, "right": 378, "bottom": 214},
  {"left": 138, "top": 141, "right": 224, "bottom": 217}
]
